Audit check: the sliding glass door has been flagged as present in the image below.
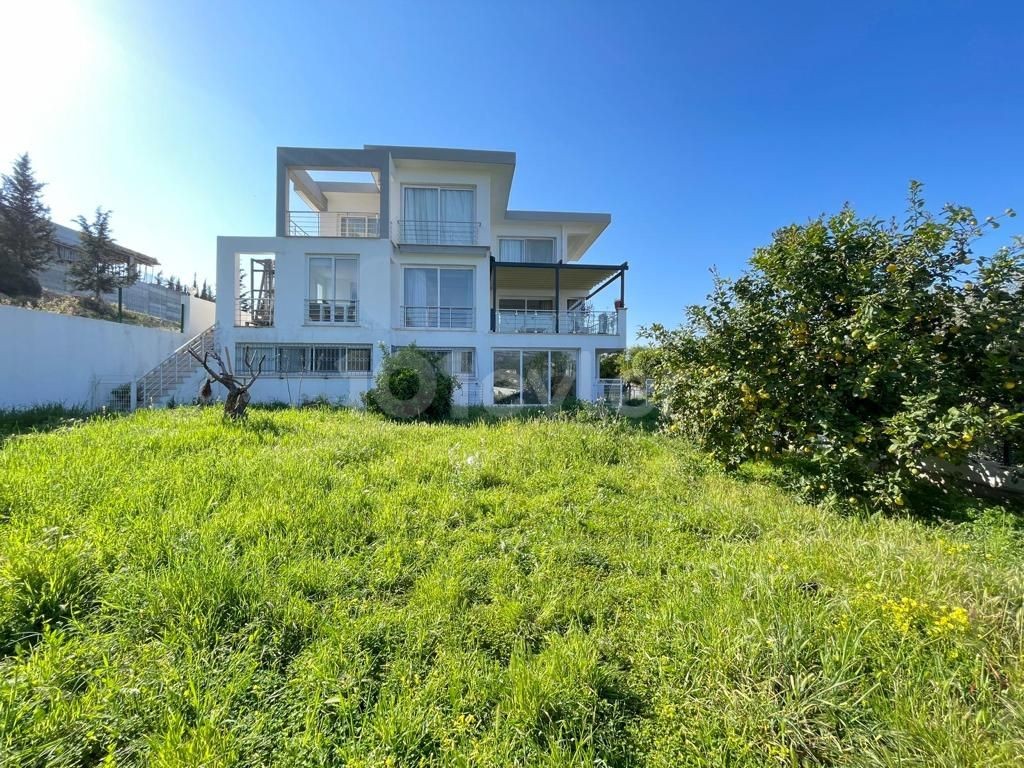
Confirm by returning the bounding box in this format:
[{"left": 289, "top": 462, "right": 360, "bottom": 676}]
[
  {"left": 403, "top": 267, "right": 474, "bottom": 328},
  {"left": 492, "top": 350, "right": 577, "bottom": 405},
  {"left": 402, "top": 186, "right": 475, "bottom": 244}
]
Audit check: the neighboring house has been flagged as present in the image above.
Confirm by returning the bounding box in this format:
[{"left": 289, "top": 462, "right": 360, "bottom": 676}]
[
  {"left": 215, "top": 145, "right": 628, "bottom": 407},
  {"left": 39, "top": 223, "right": 192, "bottom": 325},
  {"left": 39, "top": 222, "right": 160, "bottom": 291}
]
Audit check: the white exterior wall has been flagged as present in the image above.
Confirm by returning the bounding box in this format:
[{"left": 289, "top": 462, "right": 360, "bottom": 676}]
[
  {"left": 323, "top": 191, "right": 380, "bottom": 214},
  {"left": 0, "top": 305, "right": 185, "bottom": 409},
  {"left": 215, "top": 231, "right": 625, "bottom": 406},
  {"left": 183, "top": 294, "right": 216, "bottom": 337},
  {"left": 215, "top": 152, "right": 624, "bottom": 408}
]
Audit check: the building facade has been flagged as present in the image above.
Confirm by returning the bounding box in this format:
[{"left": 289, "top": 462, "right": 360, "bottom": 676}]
[{"left": 215, "top": 145, "right": 628, "bottom": 407}]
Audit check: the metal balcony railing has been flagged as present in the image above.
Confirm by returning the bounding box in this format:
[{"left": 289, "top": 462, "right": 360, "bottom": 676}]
[
  {"left": 287, "top": 211, "right": 380, "bottom": 238},
  {"left": 396, "top": 220, "right": 480, "bottom": 246},
  {"left": 306, "top": 299, "right": 358, "bottom": 324},
  {"left": 495, "top": 309, "right": 620, "bottom": 335},
  {"left": 401, "top": 305, "right": 474, "bottom": 329}
]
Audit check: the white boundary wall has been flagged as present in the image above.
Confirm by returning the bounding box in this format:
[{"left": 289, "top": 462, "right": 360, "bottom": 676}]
[
  {"left": 0, "top": 305, "right": 185, "bottom": 409},
  {"left": 183, "top": 294, "right": 216, "bottom": 337}
]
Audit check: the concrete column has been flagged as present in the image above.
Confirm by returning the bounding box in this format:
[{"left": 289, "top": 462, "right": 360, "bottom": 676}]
[{"left": 577, "top": 348, "right": 595, "bottom": 401}]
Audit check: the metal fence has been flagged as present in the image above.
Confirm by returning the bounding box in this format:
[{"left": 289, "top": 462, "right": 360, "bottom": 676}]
[
  {"left": 37, "top": 259, "right": 190, "bottom": 325},
  {"left": 90, "top": 377, "right": 135, "bottom": 412}
]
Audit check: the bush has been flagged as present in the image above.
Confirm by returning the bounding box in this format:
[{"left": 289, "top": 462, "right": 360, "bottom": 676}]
[
  {"left": 643, "top": 183, "right": 1023, "bottom": 508},
  {"left": 0, "top": 269, "right": 41, "bottom": 298},
  {"left": 362, "top": 345, "right": 456, "bottom": 421}
]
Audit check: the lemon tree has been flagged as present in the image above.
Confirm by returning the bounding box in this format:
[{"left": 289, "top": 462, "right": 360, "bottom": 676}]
[{"left": 644, "top": 183, "right": 1023, "bottom": 507}]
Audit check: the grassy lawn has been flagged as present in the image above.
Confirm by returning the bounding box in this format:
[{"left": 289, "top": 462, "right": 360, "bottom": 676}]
[{"left": 1, "top": 408, "right": 1022, "bottom": 766}]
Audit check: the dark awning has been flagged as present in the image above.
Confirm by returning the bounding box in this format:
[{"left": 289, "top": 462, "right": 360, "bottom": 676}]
[{"left": 492, "top": 261, "right": 626, "bottom": 297}]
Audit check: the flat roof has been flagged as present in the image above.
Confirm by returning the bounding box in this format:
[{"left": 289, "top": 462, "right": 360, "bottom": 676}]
[
  {"left": 364, "top": 144, "right": 516, "bottom": 166},
  {"left": 505, "top": 210, "right": 611, "bottom": 224},
  {"left": 52, "top": 223, "right": 160, "bottom": 266}
]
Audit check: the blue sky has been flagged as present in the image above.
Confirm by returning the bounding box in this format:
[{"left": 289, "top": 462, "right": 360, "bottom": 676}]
[{"left": 2, "top": 1, "right": 1021, "bottom": 340}]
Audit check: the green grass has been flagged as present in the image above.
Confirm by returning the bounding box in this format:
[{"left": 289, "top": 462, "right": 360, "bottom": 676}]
[
  {"left": 1, "top": 408, "right": 1022, "bottom": 766},
  {"left": 0, "top": 405, "right": 91, "bottom": 442}
]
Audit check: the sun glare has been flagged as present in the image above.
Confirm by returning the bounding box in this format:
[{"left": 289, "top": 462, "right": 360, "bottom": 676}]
[{"left": 0, "top": 1, "right": 104, "bottom": 144}]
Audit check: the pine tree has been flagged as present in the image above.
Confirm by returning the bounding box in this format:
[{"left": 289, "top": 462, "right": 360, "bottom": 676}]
[
  {"left": 69, "top": 207, "right": 120, "bottom": 302},
  {"left": 0, "top": 153, "right": 55, "bottom": 297}
]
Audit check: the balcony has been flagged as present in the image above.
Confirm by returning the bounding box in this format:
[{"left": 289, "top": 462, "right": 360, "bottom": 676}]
[
  {"left": 287, "top": 211, "right": 380, "bottom": 238},
  {"left": 495, "top": 309, "right": 621, "bottom": 335},
  {"left": 306, "top": 299, "right": 358, "bottom": 324},
  {"left": 401, "top": 305, "right": 474, "bottom": 330},
  {"left": 396, "top": 220, "right": 480, "bottom": 246}
]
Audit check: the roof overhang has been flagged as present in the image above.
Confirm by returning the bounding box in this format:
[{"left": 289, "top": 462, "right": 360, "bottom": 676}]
[
  {"left": 492, "top": 260, "right": 627, "bottom": 296},
  {"left": 374, "top": 147, "right": 517, "bottom": 222},
  {"left": 51, "top": 223, "right": 160, "bottom": 266},
  {"left": 504, "top": 210, "right": 611, "bottom": 261}
]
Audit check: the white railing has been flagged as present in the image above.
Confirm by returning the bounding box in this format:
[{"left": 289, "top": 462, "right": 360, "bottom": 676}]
[
  {"left": 495, "top": 309, "right": 620, "bottom": 335},
  {"left": 401, "top": 305, "right": 474, "bottom": 329},
  {"left": 287, "top": 211, "right": 380, "bottom": 238},
  {"left": 306, "top": 299, "right": 358, "bottom": 324},
  {"left": 396, "top": 220, "right": 480, "bottom": 246},
  {"left": 135, "top": 325, "right": 216, "bottom": 408}
]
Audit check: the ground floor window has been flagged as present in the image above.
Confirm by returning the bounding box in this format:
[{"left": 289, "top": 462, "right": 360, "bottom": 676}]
[
  {"left": 493, "top": 349, "right": 576, "bottom": 405},
  {"left": 235, "top": 343, "right": 372, "bottom": 375},
  {"left": 392, "top": 346, "right": 475, "bottom": 377}
]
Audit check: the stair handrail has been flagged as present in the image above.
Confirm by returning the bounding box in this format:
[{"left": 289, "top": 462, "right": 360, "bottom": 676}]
[{"left": 136, "top": 325, "right": 216, "bottom": 405}]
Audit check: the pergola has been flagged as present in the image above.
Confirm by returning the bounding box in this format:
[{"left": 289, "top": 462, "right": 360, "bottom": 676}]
[{"left": 489, "top": 258, "right": 628, "bottom": 333}]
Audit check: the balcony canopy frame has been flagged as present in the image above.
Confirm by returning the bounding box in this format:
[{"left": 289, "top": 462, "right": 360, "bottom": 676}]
[{"left": 489, "top": 257, "right": 627, "bottom": 333}]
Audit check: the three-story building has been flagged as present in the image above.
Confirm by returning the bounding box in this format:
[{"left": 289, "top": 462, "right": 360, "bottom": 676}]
[{"left": 215, "top": 145, "right": 628, "bottom": 406}]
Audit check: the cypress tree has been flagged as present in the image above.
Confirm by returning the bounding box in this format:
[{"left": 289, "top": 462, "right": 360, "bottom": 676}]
[
  {"left": 0, "top": 153, "right": 55, "bottom": 297},
  {"left": 69, "top": 207, "right": 119, "bottom": 302}
]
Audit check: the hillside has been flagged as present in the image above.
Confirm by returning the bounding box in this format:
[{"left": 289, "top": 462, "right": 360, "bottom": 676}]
[
  {"left": 0, "top": 290, "right": 179, "bottom": 330},
  {"left": 1, "top": 409, "right": 1022, "bottom": 766}
]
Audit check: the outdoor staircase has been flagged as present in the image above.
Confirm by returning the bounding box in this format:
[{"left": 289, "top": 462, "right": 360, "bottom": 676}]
[{"left": 123, "top": 325, "right": 217, "bottom": 409}]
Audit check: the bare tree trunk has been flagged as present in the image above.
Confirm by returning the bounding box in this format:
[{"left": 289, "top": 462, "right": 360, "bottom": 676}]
[{"left": 187, "top": 348, "right": 264, "bottom": 419}]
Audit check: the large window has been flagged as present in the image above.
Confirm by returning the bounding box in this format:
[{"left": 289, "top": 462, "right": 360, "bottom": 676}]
[
  {"left": 401, "top": 186, "right": 476, "bottom": 245},
  {"left": 393, "top": 347, "right": 475, "bottom": 377},
  {"left": 403, "top": 267, "right": 474, "bottom": 328},
  {"left": 492, "top": 350, "right": 577, "bottom": 405},
  {"left": 235, "top": 343, "right": 371, "bottom": 376},
  {"left": 308, "top": 256, "right": 358, "bottom": 323},
  {"left": 498, "top": 238, "right": 556, "bottom": 263}
]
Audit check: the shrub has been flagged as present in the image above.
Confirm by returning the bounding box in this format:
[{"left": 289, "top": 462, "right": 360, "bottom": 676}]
[
  {"left": 0, "top": 270, "right": 41, "bottom": 298},
  {"left": 363, "top": 345, "right": 456, "bottom": 421},
  {"left": 643, "top": 183, "right": 1023, "bottom": 508}
]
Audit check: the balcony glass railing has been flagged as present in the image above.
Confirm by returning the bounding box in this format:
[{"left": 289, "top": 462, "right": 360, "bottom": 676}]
[
  {"left": 401, "top": 305, "right": 474, "bottom": 329},
  {"left": 495, "top": 309, "right": 620, "bottom": 335},
  {"left": 306, "top": 299, "right": 358, "bottom": 324},
  {"left": 396, "top": 220, "right": 480, "bottom": 246},
  {"left": 287, "top": 211, "right": 380, "bottom": 238}
]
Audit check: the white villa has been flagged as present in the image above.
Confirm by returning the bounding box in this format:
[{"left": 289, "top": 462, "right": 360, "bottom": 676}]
[{"left": 213, "top": 144, "right": 628, "bottom": 407}]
